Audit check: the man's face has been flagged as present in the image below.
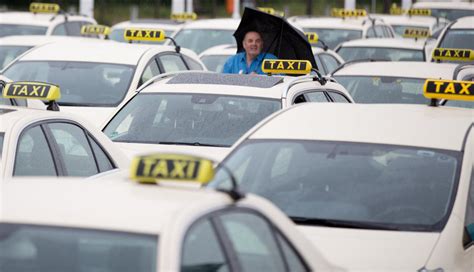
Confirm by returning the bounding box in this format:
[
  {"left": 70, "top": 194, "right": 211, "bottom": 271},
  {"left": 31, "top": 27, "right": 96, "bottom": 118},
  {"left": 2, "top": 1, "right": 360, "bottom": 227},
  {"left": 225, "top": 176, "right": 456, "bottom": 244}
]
[{"left": 243, "top": 31, "right": 263, "bottom": 58}]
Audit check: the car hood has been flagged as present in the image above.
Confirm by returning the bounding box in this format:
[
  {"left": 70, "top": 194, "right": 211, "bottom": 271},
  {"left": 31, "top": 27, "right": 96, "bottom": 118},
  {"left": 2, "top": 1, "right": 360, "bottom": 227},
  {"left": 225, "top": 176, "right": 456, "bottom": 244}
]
[
  {"left": 114, "top": 142, "right": 230, "bottom": 162},
  {"left": 298, "top": 226, "right": 439, "bottom": 271}
]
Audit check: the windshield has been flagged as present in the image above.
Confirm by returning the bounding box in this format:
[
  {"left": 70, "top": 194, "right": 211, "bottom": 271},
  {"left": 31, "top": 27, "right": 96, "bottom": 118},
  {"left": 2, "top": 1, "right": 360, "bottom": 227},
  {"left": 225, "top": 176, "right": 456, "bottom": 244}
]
[
  {"left": 109, "top": 28, "right": 174, "bottom": 44},
  {"left": 429, "top": 9, "right": 474, "bottom": 21},
  {"left": 304, "top": 28, "right": 362, "bottom": 49},
  {"left": 3, "top": 61, "right": 134, "bottom": 107},
  {"left": 0, "top": 223, "right": 157, "bottom": 271},
  {"left": 210, "top": 140, "right": 460, "bottom": 231},
  {"left": 0, "top": 24, "right": 48, "bottom": 37},
  {"left": 0, "top": 45, "right": 32, "bottom": 70},
  {"left": 174, "top": 29, "right": 235, "bottom": 54},
  {"left": 444, "top": 100, "right": 473, "bottom": 109},
  {"left": 103, "top": 93, "right": 281, "bottom": 147},
  {"left": 439, "top": 29, "right": 474, "bottom": 50},
  {"left": 337, "top": 47, "right": 424, "bottom": 62},
  {"left": 334, "top": 75, "right": 428, "bottom": 104},
  {"left": 200, "top": 55, "right": 230, "bottom": 72}
]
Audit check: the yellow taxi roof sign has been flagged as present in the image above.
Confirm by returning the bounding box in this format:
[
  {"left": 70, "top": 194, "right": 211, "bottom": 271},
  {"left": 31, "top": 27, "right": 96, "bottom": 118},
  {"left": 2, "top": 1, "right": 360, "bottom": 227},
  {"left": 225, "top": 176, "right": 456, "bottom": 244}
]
[
  {"left": 407, "top": 9, "right": 431, "bottom": 16},
  {"left": 130, "top": 154, "right": 214, "bottom": 184},
  {"left": 432, "top": 48, "right": 474, "bottom": 62},
  {"left": 331, "top": 8, "right": 367, "bottom": 17},
  {"left": 257, "top": 7, "right": 285, "bottom": 16},
  {"left": 170, "top": 12, "right": 197, "bottom": 21},
  {"left": 403, "top": 27, "right": 430, "bottom": 38},
  {"left": 81, "top": 24, "right": 111, "bottom": 36},
  {"left": 3, "top": 81, "right": 60, "bottom": 101},
  {"left": 423, "top": 79, "right": 473, "bottom": 101},
  {"left": 305, "top": 32, "right": 319, "bottom": 44},
  {"left": 123, "top": 28, "right": 165, "bottom": 42},
  {"left": 389, "top": 4, "right": 403, "bottom": 15},
  {"left": 29, "top": 2, "right": 60, "bottom": 13},
  {"left": 262, "top": 59, "right": 312, "bottom": 75}
]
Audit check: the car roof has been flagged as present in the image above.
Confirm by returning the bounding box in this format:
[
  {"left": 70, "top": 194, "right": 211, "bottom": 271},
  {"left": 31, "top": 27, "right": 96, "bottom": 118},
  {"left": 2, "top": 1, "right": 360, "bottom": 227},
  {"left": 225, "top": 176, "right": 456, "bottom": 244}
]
[
  {"left": 0, "top": 179, "right": 232, "bottom": 234},
  {"left": 290, "top": 17, "right": 369, "bottom": 30},
  {"left": 14, "top": 39, "right": 180, "bottom": 65},
  {"left": 0, "top": 35, "right": 82, "bottom": 46},
  {"left": 0, "top": 11, "right": 94, "bottom": 26},
  {"left": 413, "top": 1, "right": 474, "bottom": 10},
  {"left": 249, "top": 103, "right": 473, "bottom": 151},
  {"left": 199, "top": 44, "right": 236, "bottom": 57},
  {"left": 371, "top": 14, "right": 442, "bottom": 27},
  {"left": 111, "top": 19, "right": 183, "bottom": 31},
  {"left": 332, "top": 61, "right": 457, "bottom": 78},
  {"left": 450, "top": 16, "right": 474, "bottom": 29},
  {"left": 338, "top": 38, "right": 425, "bottom": 49},
  {"left": 178, "top": 18, "right": 241, "bottom": 30}
]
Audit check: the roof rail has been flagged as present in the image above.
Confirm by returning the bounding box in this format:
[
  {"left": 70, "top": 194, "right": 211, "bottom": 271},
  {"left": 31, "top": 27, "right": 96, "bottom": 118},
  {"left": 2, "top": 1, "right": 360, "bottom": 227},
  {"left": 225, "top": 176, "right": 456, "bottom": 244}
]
[
  {"left": 330, "top": 58, "right": 385, "bottom": 76},
  {"left": 136, "top": 70, "right": 215, "bottom": 93}
]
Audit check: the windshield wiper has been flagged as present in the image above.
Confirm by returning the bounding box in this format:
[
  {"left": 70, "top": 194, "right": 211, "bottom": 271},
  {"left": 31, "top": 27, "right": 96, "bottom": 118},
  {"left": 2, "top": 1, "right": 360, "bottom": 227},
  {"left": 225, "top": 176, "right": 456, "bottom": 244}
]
[
  {"left": 290, "top": 217, "right": 403, "bottom": 231},
  {"left": 158, "top": 141, "right": 229, "bottom": 147}
]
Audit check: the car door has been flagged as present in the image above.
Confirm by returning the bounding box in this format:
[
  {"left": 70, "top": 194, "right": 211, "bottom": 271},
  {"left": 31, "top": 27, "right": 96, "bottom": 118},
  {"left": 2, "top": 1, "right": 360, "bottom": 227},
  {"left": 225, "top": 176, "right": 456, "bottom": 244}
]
[{"left": 180, "top": 208, "right": 309, "bottom": 272}]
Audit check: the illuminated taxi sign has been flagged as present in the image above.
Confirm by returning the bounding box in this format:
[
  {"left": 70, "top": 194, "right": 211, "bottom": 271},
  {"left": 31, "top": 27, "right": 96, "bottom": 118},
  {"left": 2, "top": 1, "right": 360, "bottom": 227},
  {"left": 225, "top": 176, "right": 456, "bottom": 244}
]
[
  {"left": 262, "top": 59, "right": 312, "bottom": 75},
  {"left": 331, "top": 8, "right": 367, "bottom": 17},
  {"left": 432, "top": 48, "right": 474, "bottom": 62},
  {"left": 123, "top": 28, "right": 165, "bottom": 42},
  {"left": 389, "top": 4, "right": 404, "bottom": 15},
  {"left": 407, "top": 9, "right": 431, "bottom": 16},
  {"left": 403, "top": 27, "right": 430, "bottom": 38},
  {"left": 305, "top": 32, "right": 319, "bottom": 44},
  {"left": 423, "top": 79, "right": 473, "bottom": 101},
  {"left": 170, "top": 12, "right": 197, "bottom": 21},
  {"left": 2, "top": 81, "right": 60, "bottom": 101},
  {"left": 29, "top": 2, "right": 60, "bottom": 13},
  {"left": 81, "top": 24, "right": 111, "bottom": 35},
  {"left": 130, "top": 154, "right": 214, "bottom": 184},
  {"left": 257, "top": 7, "right": 285, "bottom": 17}
]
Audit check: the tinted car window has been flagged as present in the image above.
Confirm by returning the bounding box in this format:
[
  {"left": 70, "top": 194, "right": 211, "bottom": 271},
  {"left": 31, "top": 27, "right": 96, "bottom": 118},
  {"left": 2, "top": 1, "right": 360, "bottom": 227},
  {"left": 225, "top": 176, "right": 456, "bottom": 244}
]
[
  {"left": 338, "top": 47, "right": 424, "bottom": 62},
  {"left": 319, "top": 53, "right": 341, "bottom": 73},
  {"left": 159, "top": 54, "right": 188, "bottom": 73},
  {"left": 0, "top": 24, "right": 47, "bottom": 37}
]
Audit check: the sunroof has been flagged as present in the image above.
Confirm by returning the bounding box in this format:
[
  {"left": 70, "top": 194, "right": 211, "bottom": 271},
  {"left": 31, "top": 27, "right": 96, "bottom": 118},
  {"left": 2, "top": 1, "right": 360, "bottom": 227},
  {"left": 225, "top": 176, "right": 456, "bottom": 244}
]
[{"left": 167, "top": 73, "right": 284, "bottom": 88}]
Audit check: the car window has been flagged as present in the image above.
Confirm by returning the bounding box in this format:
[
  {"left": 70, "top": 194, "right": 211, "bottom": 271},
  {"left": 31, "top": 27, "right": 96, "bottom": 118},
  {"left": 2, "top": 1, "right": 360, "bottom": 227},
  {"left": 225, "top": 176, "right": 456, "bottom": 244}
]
[
  {"left": 14, "top": 125, "right": 57, "bottom": 176},
  {"left": 0, "top": 45, "right": 32, "bottom": 70},
  {"left": 183, "top": 55, "right": 205, "bottom": 70},
  {"left": 87, "top": 134, "right": 115, "bottom": 172},
  {"left": 219, "top": 212, "right": 286, "bottom": 272},
  {"left": 140, "top": 59, "right": 161, "bottom": 86},
  {"left": 0, "top": 133, "right": 4, "bottom": 158},
  {"left": 276, "top": 232, "right": 308, "bottom": 271},
  {"left": 304, "top": 91, "right": 329, "bottom": 102},
  {"left": 439, "top": 29, "right": 474, "bottom": 51},
  {"left": 159, "top": 54, "right": 188, "bottom": 73},
  {"left": 48, "top": 123, "right": 98, "bottom": 177},
  {"left": 328, "top": 91, "right": 351, "bottom": 103},
  {"left": 465, "top": 167, "right": 474, "bottom": 245},
  {"left": 313, "top": 54, "right": 325, "bottom": 74},
  {"left": 374, "top": 25, "right": 385, "bottom": 37},
  {"left": 52, "top": 23, "right": 67, "bottom": 36},
  {"left": 366, "top": 27, "right": 377, "bottom": 38},
  {"left": 304, "top": 28, "right": 362, "bottom": 49},
  {"left": 65, "top": 21, "right": 85, "bottom": 36},
  {"left": 338, "top": 47, "right": 424, "bottom": 62},
  {"left": 319, "top": 53, "right": 340, "bottom": 74},
  {"left": 181, "top": 219, "right": 229, "bottom": 272},
  {"left": 383, "top": 26, "right": 393, "bottom": 37}
]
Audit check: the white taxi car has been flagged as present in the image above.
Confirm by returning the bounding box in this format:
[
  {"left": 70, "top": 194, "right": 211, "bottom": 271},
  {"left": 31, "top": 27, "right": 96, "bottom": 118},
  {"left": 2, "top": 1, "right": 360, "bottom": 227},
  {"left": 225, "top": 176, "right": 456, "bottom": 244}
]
[
  {"left": 372, "top": 14, "right": 448, "bottom": 38},
  {"left": 209, "top": 80, "right": 474, "bottom": 271},
  {"left": 0, "top": 81, "right": 128, "bottom": 179},
  {"left": 330, "top": 60, "right": 472, "bottom": 105},
  {"left": 0, "top": 3, "right": 96, "bottom": 37},
  {"left": 1, "top": 30, "right": 206, "bottom": 125},
  {"left": 169, "top": 18, "right": 241, "bottom": 54},
  {"left": 412, "top": 1, "right": 474, "bottom": 21},
  {"left": 289, "top": 12, "right": 395, "bottom": 49},
  {"left": 434, "top": 16, "right": 474, "bottom": 53},
  {"left": 335, "top": 38, "right": 429, "bottom": 62},
  {"left": 109, "top": 19, "right": 184, "bottom": 44},
  {"left": 0, "top": 153, "right": 339, "bottom": 271},
  {"left": 102, "top": 60, "right": 353, "bottom": 161}
]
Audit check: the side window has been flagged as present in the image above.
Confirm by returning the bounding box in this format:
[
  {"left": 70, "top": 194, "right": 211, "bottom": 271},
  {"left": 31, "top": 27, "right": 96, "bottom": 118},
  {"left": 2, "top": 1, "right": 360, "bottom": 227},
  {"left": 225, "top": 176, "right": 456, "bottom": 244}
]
[
  {"left": 183, "top": 55, "right": 205, "bottom": 70},
  {"left": 159, "top": 54, "right": 188, "bottom": 73},
  {"left": 65, "top": 21, "right": 84, "bottom": 36},
  {"left": 313, "top": 54, "right": 325, "bottom": 74},
  {"left": 51, "top": 23, "right": 67, "bottom": 36},
  {"left": 276, "top": 233, "right": 308, "bottom": 271},
  {"left": 48, "top": 123, "right": 99, "bottom": 177},
  {"left": 374, "top": 25, "right": 385, "bottom": 37},
  {"left": 181, "top": 219, "right": 229, "bottom": 272},
  {"left": 319, "top": 54, "right": 341, "bottom": 74},
  {"left": 305, "top": 91, "right": 330, "bottom": 102},
  {"left": 465, "top": 167, "right": 474, "bottom": 245},
  {"left": 328, "top": 91, "right": 351, "bottom": 103},
  {"left": 87, "top": 134, "right": 115, "bottom": 172},
  {"left": 383, "top": 26, "right": 393, "bottom": 37},
  {"left": 219, "top": 211, "right": 286, "bottom": 272},
  {"left": 366, "top": 26, "right": 377, "bottom": 38},
  {"left": 14, "top": 125, "right": 57, "bottom": 176},
  {"left": 140, "top": 59, "right": 161, "bottom": 86}
]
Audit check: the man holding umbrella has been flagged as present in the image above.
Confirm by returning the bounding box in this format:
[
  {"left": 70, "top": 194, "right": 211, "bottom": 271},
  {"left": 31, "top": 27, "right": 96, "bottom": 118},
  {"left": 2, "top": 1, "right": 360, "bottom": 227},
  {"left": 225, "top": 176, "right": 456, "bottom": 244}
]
[{"left": 223, "top": 30, "right": 277, "bottom": 75}]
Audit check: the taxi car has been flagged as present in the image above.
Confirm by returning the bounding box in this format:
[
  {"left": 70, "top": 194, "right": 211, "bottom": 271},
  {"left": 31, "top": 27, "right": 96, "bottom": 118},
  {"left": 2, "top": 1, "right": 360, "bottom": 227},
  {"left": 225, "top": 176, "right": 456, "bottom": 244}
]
[
  {"left": 412, "top": 1, "right": 474, "bottom": 21},
  {"left": 109, "top": 19, "right": 183, "bottom": 44},
  {"left": 0, "top": 3, "right": 97, "bottom": 37},
  {"left": 0, "top": 81, "right": 128, "bottom": 179},
  {"left": 0, "top": 153, "right": 339, "bottom": 271},
  {"left": 209, "top": 80, "right": 474, "bottom": 271},
  {"left": 199, "top": 43, "right": 344, "bottom": 75},
  {"left": 102, "top": 60, "right": 353, "bottom": 161},
  {"left": 434, "top": 16, "right": 474, "bottom": 53},
  {"left": 330, "top": 60, "right": 473, "bottom": 105},
  {"left": 335, "top": 37, "right": 429, "bottom": 62},
  {"left": 1, "top": 30, "right": 206, "bottom": 125},
  {"left": 169, "top": 18, "right": 241, "bottom": 54},
  {"left": 289, "top": 10, "right": 395, "bottom": 49},
  {"left": 372, "top": 13, "right": 448, "bottom": 38}
]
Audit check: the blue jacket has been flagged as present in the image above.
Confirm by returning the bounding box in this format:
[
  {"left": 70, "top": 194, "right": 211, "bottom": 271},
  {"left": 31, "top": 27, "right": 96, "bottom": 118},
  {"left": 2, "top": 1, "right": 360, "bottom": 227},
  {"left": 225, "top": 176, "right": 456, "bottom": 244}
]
[{"left": 223, "top": 52, "right": 277, "bottom": 75}]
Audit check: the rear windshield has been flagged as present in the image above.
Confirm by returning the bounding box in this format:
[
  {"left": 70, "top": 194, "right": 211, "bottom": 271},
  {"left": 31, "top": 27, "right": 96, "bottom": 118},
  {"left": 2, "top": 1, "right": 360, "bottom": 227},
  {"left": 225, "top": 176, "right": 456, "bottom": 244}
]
[
  {"left": 304, "top": 28, "right": 362, "bottom": 49},
  {"left": 0, "top": 45, "right": 32, "bottom": 70},
  {"left": 0, "top": 223, "right": 158, "bottom": 272},
  {"left": 200, "top": 55, "right": 230, "bottom": 72},
  {"left": 0, "top": 24, "right": 48, "bottom": 37},
  {"left": 439, "top": 29, "right": 474, "bottom": 50},
  {"left": 337, "top": 46, "right": 424, "bottom": 62}
]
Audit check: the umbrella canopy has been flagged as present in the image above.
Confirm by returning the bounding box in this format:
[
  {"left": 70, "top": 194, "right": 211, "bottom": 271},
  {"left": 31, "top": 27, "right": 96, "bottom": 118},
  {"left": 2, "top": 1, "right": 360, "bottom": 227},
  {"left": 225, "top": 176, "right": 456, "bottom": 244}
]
[{"left": 233, "top": 7, "right": 318, "bottom": 70}]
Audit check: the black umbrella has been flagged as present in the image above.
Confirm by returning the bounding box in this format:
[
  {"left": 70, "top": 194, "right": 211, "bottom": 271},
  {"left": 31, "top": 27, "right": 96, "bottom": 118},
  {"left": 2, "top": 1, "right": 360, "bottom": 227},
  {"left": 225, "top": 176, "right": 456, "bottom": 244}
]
[{"left": 233, "top": 7, "right": 318, "bottom": 70}]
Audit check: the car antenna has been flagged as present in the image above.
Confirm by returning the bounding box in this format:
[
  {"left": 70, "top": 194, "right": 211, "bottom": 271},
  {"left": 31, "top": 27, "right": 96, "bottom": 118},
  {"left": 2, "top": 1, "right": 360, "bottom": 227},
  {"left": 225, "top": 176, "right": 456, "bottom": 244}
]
[{"left": 165, "top": 36, "right": 181, "bottom": 53}]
